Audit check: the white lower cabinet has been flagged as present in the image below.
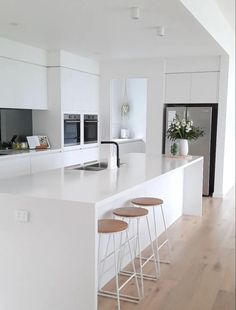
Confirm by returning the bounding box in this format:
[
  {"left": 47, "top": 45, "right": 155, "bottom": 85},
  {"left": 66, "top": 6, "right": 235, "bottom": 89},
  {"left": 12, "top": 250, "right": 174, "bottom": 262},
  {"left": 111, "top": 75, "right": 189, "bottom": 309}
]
[
  {"left": 63, "top": 147, "right": 99, "bottom": 167},
  {"left": 30, "top": 152, "right": 63, "bottom": 174},
  {"left": 0, "top": 157, "right": 31, "bottom": 179},
  {"left": 0, "top": 147, "right": 99, "bottom": 179},
  {"left": 63, "top": 149, "right": 84, "bottom": 167},
  {"left": 82, "top": 147, "right": 99, "bottom": 163}
]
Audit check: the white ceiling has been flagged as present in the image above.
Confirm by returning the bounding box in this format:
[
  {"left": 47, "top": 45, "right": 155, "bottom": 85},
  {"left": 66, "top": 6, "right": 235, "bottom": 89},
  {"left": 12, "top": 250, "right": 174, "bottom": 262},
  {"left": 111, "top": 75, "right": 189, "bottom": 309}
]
[
  {"left": 0, "top": 0, "right": 225, "bottom": 60},
  {"left": 214, "top": 0, "right": 235, "bottom": 31}
]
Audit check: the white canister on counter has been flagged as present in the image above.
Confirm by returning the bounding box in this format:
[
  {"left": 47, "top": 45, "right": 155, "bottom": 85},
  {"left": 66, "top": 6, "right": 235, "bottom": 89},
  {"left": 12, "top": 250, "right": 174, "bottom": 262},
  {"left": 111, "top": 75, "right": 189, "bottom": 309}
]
[{"left": 120, "top": 128, "right": 129, "bottom": 139}]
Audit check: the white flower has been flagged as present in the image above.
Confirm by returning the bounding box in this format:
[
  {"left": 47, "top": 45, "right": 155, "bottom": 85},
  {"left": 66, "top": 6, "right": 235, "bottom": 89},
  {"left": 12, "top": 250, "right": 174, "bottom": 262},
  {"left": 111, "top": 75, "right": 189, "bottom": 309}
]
[
  {"left": 176, "top": 121, "right": 180, "bottom": 126},
  {"left": 181, "top": 119, "right": 186, "bottom": 126}
]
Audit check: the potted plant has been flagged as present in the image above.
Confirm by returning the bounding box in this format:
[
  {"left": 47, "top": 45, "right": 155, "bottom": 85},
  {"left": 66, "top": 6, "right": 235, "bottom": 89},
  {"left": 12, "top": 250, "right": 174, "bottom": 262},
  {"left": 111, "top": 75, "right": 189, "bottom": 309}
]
[
  {"left": 166, "top": 114, "right": 204, "bottom": 156},
  {"left": 170, "top": 142, "right": 178, "bottom": 156}
]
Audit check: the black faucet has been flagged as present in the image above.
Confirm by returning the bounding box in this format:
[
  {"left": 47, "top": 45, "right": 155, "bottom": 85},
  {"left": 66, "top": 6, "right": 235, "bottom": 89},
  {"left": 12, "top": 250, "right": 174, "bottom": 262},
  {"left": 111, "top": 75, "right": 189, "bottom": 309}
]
[{"left": 101, "top": 141, "right": 120, "bottom": 168}]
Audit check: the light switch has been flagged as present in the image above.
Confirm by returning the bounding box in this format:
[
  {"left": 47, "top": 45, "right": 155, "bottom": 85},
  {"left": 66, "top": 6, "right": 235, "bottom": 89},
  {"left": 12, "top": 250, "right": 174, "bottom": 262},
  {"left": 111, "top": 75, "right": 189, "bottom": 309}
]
[{"left": 15, "top": 210, "right": 30, "bottom": 223}]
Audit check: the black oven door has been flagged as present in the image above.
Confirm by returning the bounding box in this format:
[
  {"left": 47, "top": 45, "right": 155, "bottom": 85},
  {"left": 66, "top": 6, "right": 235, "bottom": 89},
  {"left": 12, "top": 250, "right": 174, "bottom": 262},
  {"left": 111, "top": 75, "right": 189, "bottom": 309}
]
[
  {"left": 64, "top": 120, "right": 80, "bottom": 146},
  {"left": 84, "top": 115, "right": 98, "bottom": 144}
]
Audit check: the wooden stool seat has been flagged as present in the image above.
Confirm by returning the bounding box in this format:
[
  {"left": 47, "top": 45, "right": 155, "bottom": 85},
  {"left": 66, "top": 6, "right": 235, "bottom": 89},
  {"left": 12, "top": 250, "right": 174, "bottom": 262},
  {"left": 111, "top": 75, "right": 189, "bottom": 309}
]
[
  {"left": 98, "top": 219, "right": 128, "bottom": 234},
  {"left": 113, "top": 207, "right": 148, "bottom": 218},
  {"left": 131, "top": 197, "right": 163, "bottom": 207}
]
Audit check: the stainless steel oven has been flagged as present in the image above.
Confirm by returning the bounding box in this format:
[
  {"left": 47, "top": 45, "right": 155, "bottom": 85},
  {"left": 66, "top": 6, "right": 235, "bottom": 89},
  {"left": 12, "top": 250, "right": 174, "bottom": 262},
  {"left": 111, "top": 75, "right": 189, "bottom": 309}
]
[
  {"left": 64, "top": 114, "right": 81, "bottom": 146},
  {"left": 84, "top": 114, "right": 98, "bottom": 144}
]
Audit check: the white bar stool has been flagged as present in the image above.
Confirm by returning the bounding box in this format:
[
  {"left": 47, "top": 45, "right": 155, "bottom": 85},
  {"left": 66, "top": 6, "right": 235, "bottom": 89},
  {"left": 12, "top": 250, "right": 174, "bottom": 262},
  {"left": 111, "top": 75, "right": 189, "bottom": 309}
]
[
  {"left": 131, "top": 197, "right": 171, "bottom": 276},
  {"left": 112, "top": 207, "right": 159, "bottom": 298},
  {"left": 97, "top": 219, "right": 141, "bottom": 310}
]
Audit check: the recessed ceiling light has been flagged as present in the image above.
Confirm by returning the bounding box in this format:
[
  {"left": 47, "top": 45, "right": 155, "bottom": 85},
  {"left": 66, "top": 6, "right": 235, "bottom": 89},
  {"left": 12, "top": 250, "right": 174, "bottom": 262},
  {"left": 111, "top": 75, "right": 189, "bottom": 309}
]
[
  {"left": 131, "top": 7, "right": 140, "bottom": 20},
  {"left": 157, "top": 26, "right": 165, "bottom": 37}
]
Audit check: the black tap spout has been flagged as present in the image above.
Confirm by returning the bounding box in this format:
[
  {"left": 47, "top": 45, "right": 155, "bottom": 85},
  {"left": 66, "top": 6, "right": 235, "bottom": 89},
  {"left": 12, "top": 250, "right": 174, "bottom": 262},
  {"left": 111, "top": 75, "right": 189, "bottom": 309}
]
[{"left": 101, "top": 141, "right": 120, "bottom": 168}]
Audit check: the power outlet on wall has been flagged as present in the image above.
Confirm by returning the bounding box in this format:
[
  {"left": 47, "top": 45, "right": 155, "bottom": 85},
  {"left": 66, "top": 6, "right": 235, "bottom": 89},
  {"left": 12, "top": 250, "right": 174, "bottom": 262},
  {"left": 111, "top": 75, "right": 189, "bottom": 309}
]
[{"left": 15, "top": 209, "right": 30, "bottom": 223}]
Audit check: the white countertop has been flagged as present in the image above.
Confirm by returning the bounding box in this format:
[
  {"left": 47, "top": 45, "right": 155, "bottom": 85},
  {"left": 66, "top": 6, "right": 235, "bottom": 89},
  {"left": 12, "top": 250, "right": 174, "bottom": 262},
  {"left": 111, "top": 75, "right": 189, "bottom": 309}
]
[
  {"left": 0, "top": 153, "right": 202, "bottom": 204},
  {"left": 112, "top": 138, "right": 143, "bottom": 144},
  {"left": 0, "top": 148, "right": 62, "bottom": 159}
]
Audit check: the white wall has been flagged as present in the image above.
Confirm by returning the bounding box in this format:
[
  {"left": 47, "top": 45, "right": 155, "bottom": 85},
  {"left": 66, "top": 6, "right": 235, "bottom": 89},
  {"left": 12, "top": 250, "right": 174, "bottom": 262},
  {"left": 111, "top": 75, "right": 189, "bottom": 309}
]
[
  {"left": 180, "top": 0, "right": 235, "bottom": 196},
  {"left": 180, "top": 0, "right": 234, "bottom": 56},
  {"left": 165, "top": 55, "right": 220, "bottom": 73},
  {"left": 111, "top": 78, "right": 147, "bottom": 140},
  {"left": 221, "top": 55, "right": 235, "bottom": 195},
  {"left": 100, "top": 59, "right": 165, "bottom": 155}
]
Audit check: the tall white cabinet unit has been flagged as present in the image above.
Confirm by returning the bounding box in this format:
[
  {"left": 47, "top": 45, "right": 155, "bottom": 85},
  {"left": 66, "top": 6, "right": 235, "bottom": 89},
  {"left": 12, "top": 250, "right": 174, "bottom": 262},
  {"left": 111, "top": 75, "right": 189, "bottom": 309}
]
[
  {"left": 165, "top": 73, "right": 192, "bottom": 103},
  {"left": 191, "top": 72, "right": 219, "bottom": 103},
  {"left": 165, "top": 72, "right": 219, "bottom": 103},
  {"left": 61, "top": 68, "right": 99, "bottom": 113},
  {"left": 0, "top": 38, "right": 48, "bottom": 110},
  {"left": 33, "top": 51, "right": 100, "bottom": 165}
]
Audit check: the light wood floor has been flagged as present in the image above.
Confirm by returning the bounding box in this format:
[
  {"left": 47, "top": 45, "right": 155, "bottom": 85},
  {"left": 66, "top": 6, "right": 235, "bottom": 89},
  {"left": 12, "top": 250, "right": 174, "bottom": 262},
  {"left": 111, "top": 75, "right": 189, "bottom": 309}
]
[{"left": 98, "top": 188, "right": 235, "bottom": 310}]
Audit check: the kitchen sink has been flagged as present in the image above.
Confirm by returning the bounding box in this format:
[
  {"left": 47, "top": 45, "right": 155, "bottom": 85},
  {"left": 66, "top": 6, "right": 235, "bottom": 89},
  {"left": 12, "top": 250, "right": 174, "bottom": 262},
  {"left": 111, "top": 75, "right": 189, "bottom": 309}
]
[
  {"left": 73, "top": 162, "right": 108, "bottom": 171},
  {"left": 71, "top": 161, "right": 125, "bottom": 171}
]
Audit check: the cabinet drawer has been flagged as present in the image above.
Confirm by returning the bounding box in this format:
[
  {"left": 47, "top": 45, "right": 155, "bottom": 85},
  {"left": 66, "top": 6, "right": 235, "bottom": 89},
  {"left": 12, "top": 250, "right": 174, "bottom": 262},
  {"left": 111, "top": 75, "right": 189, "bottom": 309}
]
[
  {"left": 30, "top": 153, "right": 63, "bottom": 173},
  {"left": 0, "top": 157, "right": 31, "bottom": 179}
]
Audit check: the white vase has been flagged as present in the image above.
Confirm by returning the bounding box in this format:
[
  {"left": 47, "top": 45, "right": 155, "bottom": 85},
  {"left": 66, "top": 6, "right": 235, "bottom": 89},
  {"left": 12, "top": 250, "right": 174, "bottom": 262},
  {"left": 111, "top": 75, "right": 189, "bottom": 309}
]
[{"left": 179, "top": 139, "right": 189, "bottom": 156}]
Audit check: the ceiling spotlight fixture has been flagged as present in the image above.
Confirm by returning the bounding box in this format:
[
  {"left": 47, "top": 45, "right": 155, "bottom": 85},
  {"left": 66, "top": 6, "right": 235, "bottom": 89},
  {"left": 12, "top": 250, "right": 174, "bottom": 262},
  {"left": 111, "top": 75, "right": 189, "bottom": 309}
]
[
  {"left": 157, "top": 26, "right": 165, "bottom": 37},
  {"left": 131, "top": 7, "right": 140, "bottom": 20}
]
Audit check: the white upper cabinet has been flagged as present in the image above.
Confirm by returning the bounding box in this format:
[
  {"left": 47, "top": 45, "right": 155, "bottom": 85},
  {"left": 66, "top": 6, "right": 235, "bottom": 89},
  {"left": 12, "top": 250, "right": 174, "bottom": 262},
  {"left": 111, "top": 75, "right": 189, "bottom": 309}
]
[
  {"left": 0, "top": 57, "right": 47, "bottom": 110},
  {"left": 191, "top": 72, "right": 219, "bottom": 103},
  {"left": 61, "top": 67, "right": 99, "bottom": 113},
  {"left": 165, "top": 73, "right": 191, "bottom": 103},
  {"left": 165, "top": 72, "right": 219, "bottom": 104}
]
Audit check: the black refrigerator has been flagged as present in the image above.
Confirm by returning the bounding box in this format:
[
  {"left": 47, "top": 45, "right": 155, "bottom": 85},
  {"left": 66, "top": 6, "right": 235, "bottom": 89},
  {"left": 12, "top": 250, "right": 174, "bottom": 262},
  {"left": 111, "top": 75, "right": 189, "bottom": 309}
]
[{"left": 162, "top": 104, "right": 218, "bottom": 196}]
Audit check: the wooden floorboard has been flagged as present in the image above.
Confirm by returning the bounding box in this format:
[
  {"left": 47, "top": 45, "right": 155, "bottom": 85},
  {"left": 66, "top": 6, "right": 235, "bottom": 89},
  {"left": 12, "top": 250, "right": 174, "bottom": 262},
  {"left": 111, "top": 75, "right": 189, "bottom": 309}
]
[{"left": 98, "top": 187, "right": 235, "bottom": 310}]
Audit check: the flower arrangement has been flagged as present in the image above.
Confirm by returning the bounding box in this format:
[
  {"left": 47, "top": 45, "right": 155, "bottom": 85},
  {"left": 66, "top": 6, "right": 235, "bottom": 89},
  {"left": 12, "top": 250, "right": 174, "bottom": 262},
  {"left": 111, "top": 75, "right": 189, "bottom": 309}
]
[{"left": 167, "top": 114, "right": 204, "bottom": 141}]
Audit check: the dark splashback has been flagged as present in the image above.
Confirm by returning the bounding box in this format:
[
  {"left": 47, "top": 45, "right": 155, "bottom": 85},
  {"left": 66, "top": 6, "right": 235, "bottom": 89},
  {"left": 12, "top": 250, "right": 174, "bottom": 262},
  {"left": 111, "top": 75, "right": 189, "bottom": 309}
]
[{"left": 0, "top": 108, "right": 33, "bottom": 143}]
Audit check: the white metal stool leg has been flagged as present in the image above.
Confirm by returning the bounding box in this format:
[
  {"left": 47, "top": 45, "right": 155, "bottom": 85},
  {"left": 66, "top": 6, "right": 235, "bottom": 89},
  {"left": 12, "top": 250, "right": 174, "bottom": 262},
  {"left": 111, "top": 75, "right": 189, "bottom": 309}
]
[
  {"left": 120, "top": 214, "right": 159, "bottom": 293},
  {"left": 113, "top": 234, "right": 121, "bottom": 310},
  {"left": 98, "top": 234, "right": 111, "bottom": 290},
  {"left": 146, "top": 215, "right": 159, "bottom": 279},
  {"left": 98, "top": 230, "right": 141, "bottom": 308},
  {"left": 137, "top": 217, "right": 144, "bottom": 297},
  {"left": 160, "top": 204, "right": 171, "bottom": 263},
  {"left": 153, "top": 206, "right": 161, "bottom": 276}
]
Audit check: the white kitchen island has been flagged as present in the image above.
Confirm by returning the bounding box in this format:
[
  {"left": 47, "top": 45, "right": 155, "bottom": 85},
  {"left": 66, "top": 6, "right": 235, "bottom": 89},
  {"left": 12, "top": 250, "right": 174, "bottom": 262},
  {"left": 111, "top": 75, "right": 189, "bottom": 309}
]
[{"left": 0, "top": 153, "right": 203, "bottom": 310}]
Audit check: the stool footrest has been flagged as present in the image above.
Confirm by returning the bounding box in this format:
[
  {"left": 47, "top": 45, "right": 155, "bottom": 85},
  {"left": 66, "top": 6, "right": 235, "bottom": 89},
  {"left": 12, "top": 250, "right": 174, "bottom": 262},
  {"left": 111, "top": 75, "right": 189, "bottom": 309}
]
[
  {"left": 120, "top": 270, "right": 159, "bottom": 281},
  {"left": 118, "top": 272, "right": 136, "bottom": 291},
  {"left": 136, "top": 253, "right": 156, "bottom": 267},
  {"left": 98, "top": 290, "right": 140, "bottom": 303},
  {"left": 137, "top": 255, "right": 171, "bottom": 265},
  {"left": 158, "top": 239, "right": 169, "bottom": 251}
]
